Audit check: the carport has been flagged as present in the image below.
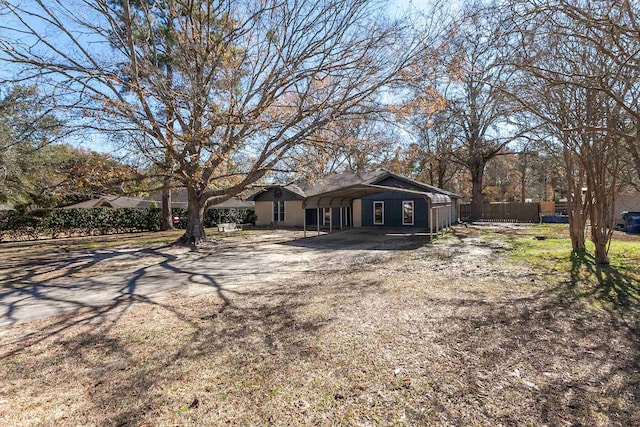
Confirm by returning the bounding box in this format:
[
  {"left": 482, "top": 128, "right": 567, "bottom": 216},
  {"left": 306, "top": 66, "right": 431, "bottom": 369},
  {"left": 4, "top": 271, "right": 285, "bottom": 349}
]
[{"left": 302, "top": 183, "right": 454, "bottom": 239}]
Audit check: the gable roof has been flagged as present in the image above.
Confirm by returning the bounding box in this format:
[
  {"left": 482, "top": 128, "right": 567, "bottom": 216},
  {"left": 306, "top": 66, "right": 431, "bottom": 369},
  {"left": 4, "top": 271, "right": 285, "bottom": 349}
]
[
  {"left": 300, "top": 170, "right": 388, "bottom": 197},
  {"left": 368, "top": 171, "right": 462, "bottom": 199},
  {"left": 245, "top": 183, "right": 306, "bottom": 201},
  {"left": 62, "top": 195, "right": 151, "bottom": 209},
  {"left": 247, "top": 170, "right": 461, "bottom": 201}
]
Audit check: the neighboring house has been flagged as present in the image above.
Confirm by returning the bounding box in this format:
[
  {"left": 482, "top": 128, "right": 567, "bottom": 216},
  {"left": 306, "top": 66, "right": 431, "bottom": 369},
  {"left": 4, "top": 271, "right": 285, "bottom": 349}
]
[
  {"left": 247, "top": 170, "right": 461, "bottom": 233},
  {"left": 62, "top": 191, "right": 255, "bottom": 211},
  {"left": 146, "top": 189, "right": 255, "bottom": 210},
  {"left": 62, "top": 195, "right": 152, "bottom": 209},
  {"left": 615, "top": 189, "right": 640, "bottom": 227}
]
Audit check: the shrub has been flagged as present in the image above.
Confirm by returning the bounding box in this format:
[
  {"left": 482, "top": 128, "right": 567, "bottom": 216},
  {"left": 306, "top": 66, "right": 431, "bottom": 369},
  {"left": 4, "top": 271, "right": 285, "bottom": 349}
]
[
  {"left": 0, "top": 207, "right": 162, "bottom": 241},
  {"left": 0, "top": 205, "right": 255, "bottom": 241}
]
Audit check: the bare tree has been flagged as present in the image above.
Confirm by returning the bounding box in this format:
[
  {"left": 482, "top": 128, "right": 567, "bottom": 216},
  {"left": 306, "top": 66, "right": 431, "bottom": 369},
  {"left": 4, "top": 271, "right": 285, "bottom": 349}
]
[
  {"left": 549, "top": 0, "right": 640, "bottom": 183},
  {"left": 402, "top": 1, "right": 522, "bottom": 214},
  {"left": 0, "top": 0, "right": 419, "bottom": 244},
  {"left": 278, "top": 117, "right": 396, "bottom": 183},
  {"left": 504, "top": 0, "right": 632, "bottom": 263}
]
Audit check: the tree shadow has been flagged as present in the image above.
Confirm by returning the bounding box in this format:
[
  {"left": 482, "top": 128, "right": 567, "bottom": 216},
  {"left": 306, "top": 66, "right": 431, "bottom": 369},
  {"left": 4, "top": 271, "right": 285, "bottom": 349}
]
[
  {"left": 0, "top": 246, "right": 179, "bottom": 328},
  {"left": 0, "top": 246, "right": 245, "bottom": 358},
  {"left": 568, "top": 251, "right": 640, "bottom": 324},
  {"left": 426, "top": 286, "right": 640, "bottom": 425},
  {"left": 0, "top": 268, "right": 387, "bottom": 426}
]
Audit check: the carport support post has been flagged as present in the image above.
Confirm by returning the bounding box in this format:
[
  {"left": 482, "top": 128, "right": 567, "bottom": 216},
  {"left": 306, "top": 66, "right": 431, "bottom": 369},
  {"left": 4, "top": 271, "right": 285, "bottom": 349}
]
[
  {"left": 445, "top": 206, "right": 449, "bottom": 231},
  {"left": 340, "top": 207, "right": 343, "bottom": 230},
  {"left": 303, "top": 207, "right": 307, "bottom": 237},
  {"left": 317, "top": 207, "right": 320, "bottom": 236},
  {"left": 429, "top": 204, "right": 433, "bottom": 242},
  {"left": 329, "top": 207, "right": 332, "bottom": 233}
]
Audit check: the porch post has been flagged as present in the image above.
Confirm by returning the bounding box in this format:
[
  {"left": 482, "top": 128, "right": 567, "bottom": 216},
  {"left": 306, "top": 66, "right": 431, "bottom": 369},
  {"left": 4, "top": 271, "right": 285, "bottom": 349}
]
[
  {"left": 317, "top": 207, "right": 320, "bottom": 236},
  {"left": 329, "top": 207, "right": 333, "bottom": 233},
  {"left": 304, "top": 207, "right": 307, "bottom": 237},
  {"left": 350, "top": 205, "right": 354, "bottom": 228},
  {"left": 340, "top": 206, "right": 343, "bottom": 230}
]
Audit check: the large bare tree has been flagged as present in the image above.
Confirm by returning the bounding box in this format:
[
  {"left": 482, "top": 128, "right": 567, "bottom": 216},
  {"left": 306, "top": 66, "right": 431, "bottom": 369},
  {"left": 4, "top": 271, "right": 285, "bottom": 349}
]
[
  {"left": 504, "top": 0, "right": 632, "bottom": 263},
  {"left": 0, "top": 0, "right": 418, "bottom": 244},
  {"left": 401, "top": 1, "right": 522, "bottom": 214}
]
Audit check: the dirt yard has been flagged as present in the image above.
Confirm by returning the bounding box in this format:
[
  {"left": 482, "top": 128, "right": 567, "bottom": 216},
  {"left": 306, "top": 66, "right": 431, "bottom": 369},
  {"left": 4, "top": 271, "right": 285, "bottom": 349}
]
[{"left": 0, "top": 225, "right": 638, "bottom": 426}]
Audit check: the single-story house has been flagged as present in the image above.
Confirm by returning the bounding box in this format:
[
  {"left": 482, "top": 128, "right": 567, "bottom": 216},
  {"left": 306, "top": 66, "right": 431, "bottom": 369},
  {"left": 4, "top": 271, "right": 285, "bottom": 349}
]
[
  {"left": 62, "top": 192, "right": 255, "bottom": 211},
  {"left": 146, "top": 189, "right": 255, "bottom": 210},
  {"left": 247, "top": 170, "right": 461, "bottom": 234},
  {"left": 62, "top": 195, "right": 152, "bottom": 209},
  {"left": 615, "top": 189, "right": 640, "bottom": 227}
]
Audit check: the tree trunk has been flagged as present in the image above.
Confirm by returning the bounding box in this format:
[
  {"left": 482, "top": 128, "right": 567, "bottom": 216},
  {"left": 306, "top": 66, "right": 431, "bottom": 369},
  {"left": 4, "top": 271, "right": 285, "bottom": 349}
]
[
  {"left": 180, "top": 188, "right": 206, "bottom": 246},
  {"left": 564, "top": 146, "right": 586, "bottom": 253},
  {"left": 520, "top": 163, "right": 527, "bottom": 203},
  {"left": 437, "top": 164, "right": 445, "bottom": 190},
  {"left": 589, "top": 190, "right": 611, "bottom": 265},
  {"left": 469, "top": 159, "right": 485, "bottom": 220},
  {"left": 593, "top": 240, "right": 609, "bottom": 265},
  {"left": 160, "top": 175, "right": 173, "bottom": 231},
  {"left": 567, "top": 195, "right": 586, "bottom": 253}
]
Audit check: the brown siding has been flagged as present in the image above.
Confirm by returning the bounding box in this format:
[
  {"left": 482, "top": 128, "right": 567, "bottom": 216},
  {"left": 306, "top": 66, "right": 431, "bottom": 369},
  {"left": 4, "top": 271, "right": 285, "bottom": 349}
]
[{"left": 615, "top": 192, "right": 640, "bottom": 223}]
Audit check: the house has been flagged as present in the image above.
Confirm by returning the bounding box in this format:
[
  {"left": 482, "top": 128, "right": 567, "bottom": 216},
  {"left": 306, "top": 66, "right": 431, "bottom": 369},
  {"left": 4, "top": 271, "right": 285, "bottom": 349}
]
[
  {"left": 62, "top": 195, "right": 152, "bottom": 209},
  {"left": 615, "top": 189, "right": 640, "bottom": 227},
  {"left": 62, "top": 191, "right": 255, "bottom": 211},
  {"left": 146, "top": 189, "right": 255, "bottom": 210},
  {"left": 247, "top": 170, "right": 461, "bottom": 235}
]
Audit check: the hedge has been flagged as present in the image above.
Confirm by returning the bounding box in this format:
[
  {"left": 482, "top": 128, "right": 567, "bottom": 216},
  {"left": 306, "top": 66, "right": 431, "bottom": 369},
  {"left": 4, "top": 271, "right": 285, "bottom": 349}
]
[{"left": 0, "top": 206, "right": 255, "bottom": 242}]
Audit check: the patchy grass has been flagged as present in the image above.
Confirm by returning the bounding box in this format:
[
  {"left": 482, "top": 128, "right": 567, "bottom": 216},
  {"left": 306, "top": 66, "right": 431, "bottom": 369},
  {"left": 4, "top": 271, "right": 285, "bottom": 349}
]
[
  {"left": 1, "top": 225, "right": 639, "bottom": 426},
  {"left": 506, "top": 225, "right": 640, "bottom": 304}
]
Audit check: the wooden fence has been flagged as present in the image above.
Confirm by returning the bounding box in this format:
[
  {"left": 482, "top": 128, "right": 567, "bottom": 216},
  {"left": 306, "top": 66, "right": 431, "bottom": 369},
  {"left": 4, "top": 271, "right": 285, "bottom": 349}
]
[{"left": 460, "top": 202, "right": 541, "bottom": 223}]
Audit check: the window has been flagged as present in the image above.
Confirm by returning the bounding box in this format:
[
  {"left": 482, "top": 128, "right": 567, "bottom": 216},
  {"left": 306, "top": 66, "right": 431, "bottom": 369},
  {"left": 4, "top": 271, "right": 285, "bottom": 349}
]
[
  {"left": 273, "top": 201, "right": 285, "bottom": 222},
  {"left": 323, "top": 208, "right": 331, "bottom": 226},
  {"left": 402, "top": 200, "right": 414, "bottom": 225},
  {"left": 373, "top": 201, "right": 384, "bottom": 225}
]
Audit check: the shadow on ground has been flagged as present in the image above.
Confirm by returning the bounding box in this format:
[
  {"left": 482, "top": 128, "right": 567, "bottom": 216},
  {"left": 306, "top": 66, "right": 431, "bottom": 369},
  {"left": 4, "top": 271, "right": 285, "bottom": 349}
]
[
  {"left": 429, "top": 249, "right": 640, "bottom": 425},
  {"left": 0, "top": 246, "right": 233, "bottom": 342},
  {"left": 282, "top": 227, "right": 435, "bottom": 251},
  {"left": 0, "top": 268, "right": 385, "bottom": 426},
  {"left": 569, "top": 251, "right": 640, "bottom": 317}
]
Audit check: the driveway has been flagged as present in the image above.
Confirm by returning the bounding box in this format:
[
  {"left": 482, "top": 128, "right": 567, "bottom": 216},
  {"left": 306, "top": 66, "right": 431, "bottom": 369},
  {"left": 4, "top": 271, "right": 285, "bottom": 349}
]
[{"left": 0, "top": 229, "right": 430, "bottom": 329}]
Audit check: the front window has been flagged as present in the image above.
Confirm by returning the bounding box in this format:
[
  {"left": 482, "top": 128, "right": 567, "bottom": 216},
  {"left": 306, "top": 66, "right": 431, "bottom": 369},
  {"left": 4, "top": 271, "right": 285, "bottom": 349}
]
[
  {"left": 273, "top": 201, "right": 285, "bottom": 222},
  {"left": 373, "top": 201, "right": 384, "bottom": 225},
  {"left": 402, "top": 200, "right": 414, "bottom": 225}
]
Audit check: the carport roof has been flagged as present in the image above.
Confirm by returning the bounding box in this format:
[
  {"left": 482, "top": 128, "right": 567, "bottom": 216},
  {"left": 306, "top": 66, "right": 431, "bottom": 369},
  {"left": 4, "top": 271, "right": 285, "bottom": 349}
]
[{"left": 303, "top": 183, "right": 451, "bottom": 208}]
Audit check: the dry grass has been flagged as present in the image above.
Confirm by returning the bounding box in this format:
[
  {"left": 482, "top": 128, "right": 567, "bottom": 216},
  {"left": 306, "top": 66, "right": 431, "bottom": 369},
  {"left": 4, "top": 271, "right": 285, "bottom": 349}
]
[{"left": 1, "top": 225, "right": 639, "bottom": 426}]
